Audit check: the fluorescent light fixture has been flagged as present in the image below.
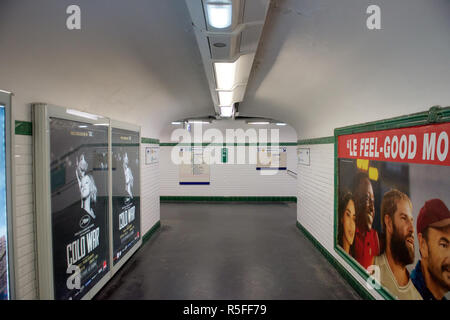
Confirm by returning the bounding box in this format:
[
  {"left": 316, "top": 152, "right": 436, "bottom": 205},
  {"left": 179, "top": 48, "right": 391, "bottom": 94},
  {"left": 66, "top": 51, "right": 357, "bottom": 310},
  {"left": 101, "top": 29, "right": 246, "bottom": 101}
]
[
  {"left": 78, "top": 125, "right": 88, "bottom": 128},
  {"left": 218, "top": 91, "right": 233, "bottom": 106},
  {"left": 94, "top": 123, "right": 109, "bottom": 126},
  {"left": 220, "top": 106, "right": 233, "bottom": 117},
  {"left": 214, "top": 60, "right": 237, "bottom": 90},
  {"left": 188, "top": 120, "right": 211, "bottom": 124},
  {"left": 171, "top": 121, "right": 182, "bottom": 125},
  {"left": 206, "top": 2, "right": 232, "bottom": 29},
  {"left": 248, "top": 121, "right": 270, "bottom": 125},
  {"left": 276, "top": 123, "right": 287, "bottom": 126},
  {"left": 66, "top": 109, "right": 100, "bottom": 120}
]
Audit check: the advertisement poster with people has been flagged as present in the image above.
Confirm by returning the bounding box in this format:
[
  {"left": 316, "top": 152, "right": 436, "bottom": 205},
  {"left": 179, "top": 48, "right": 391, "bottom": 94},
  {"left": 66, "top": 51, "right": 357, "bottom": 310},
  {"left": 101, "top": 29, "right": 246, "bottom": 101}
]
[
  {"left": 0, "top": 105, "right": 9, "bottom": 300},
  {"left": 111, "top": 128, "right": 140, "bottom": 265},
  {"left": 50, "top": 118, "right": 110, "bottom": 300},
  {"left": 336, "top": 122, "right": 450, "bottom": 300}
]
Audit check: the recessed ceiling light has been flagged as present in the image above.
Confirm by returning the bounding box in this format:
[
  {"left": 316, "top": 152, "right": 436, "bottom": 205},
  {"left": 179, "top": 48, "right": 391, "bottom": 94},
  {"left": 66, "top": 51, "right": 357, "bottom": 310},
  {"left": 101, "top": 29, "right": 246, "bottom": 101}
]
[
  {"left": 220, "top": 106, "right": 234, "bottom": 118},
  {"left": 214, "top": 60, "right": 237, "bottom": 90},
  {"left": 218, "top": 91, "right": 233, "bottom": 106},
  {"left": 188, "top": 120, "right": 211, "bottom": 124},
  {"left": 247, "top": 121, "right": 270, "bottom": 125},
  {"left": 206, "top": 2, "right": 232, "bottom": 29},
  {"left": 276, "top": 123, "right": 287, "bottom": 126}
]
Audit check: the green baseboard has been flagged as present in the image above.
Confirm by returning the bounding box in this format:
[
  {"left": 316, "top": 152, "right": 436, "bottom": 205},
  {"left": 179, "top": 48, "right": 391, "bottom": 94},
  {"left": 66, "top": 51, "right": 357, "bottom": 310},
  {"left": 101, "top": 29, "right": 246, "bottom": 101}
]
[
  {"left": 142, "top": 220, "right": 161, "bottom": 243},
  {"left": 296, "top": 221, "right": 375, "bottom": 300},
  {"left": 160, "top": 196, "right": 297, "bottom": 202}
]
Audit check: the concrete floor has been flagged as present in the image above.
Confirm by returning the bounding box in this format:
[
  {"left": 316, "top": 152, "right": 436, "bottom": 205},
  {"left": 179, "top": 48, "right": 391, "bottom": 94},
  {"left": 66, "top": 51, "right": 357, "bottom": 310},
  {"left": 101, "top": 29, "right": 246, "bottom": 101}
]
[{"left": 95, "top": 202, "right": 360, "bottom": 300}]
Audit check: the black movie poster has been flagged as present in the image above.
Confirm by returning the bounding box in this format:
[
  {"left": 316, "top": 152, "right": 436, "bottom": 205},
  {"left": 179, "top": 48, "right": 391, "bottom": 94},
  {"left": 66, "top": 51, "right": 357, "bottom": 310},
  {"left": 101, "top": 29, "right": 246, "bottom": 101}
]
[
  {"left": 50, "top": 118, "right": 110, "bottom": 300},
  {"left": 112, "top": 128, "right": 141, "bottom": 265}
]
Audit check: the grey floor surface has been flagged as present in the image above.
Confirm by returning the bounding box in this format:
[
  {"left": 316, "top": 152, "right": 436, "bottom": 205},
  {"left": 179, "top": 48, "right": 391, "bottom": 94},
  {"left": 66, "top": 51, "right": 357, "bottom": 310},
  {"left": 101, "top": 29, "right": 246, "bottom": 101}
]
[{"left": 95, "top": 202, "right": 360, "bottom": 300}]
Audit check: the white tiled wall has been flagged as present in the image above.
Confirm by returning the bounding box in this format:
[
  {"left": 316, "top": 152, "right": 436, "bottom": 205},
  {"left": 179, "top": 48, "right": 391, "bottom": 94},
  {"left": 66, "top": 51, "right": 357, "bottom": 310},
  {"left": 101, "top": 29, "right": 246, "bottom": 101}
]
[
  {"left": 12, "top": 134, "right": 37, "bottom": 300},
  {"left": 140, "top": 143, "right": 160, "bottom": 234},
  {"left": 296, "top": 143, "right": 383, "bottom": 300},
  {"left": 159, "top": 146, "right": 298, "bottom": 197}
]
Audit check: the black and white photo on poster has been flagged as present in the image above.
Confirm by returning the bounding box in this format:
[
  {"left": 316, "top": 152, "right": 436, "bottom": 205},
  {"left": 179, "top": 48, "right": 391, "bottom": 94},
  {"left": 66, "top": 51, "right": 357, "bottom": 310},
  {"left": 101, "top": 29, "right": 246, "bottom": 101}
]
[
  {"left": 50, "top": 118, "right": 109, "bottom": 300},
  {"left": 111, "top": 128, "right": 140, "bottom": 265}
]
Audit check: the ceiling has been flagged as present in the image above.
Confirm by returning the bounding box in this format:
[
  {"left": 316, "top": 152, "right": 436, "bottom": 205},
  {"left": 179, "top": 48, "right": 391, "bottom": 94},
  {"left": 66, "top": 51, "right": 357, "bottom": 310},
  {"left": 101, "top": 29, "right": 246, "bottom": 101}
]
[{"left": 1, "top": 0, "right": 449, "bottom": 139}]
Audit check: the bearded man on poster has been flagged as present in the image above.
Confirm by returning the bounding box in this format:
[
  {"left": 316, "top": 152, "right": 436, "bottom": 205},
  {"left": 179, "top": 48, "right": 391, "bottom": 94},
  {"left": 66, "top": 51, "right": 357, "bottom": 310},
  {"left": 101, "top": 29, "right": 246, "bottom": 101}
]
[{"left": 374, "top": 190, "right": 422, "bottom": 300}]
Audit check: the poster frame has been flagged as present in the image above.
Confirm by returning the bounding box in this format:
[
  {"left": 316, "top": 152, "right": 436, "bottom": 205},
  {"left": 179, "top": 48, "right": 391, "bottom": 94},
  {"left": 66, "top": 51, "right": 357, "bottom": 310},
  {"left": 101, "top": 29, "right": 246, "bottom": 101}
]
[
  {"left": 33, "top": 103, "right": 113, "bottom": 300},
  {"left": 109, "top": 120, "right": 142, "bottom": 277},
  {"left": 333, "top": 106, "right": 450, "bottom": 300},
  {"left": 0, "top": 90, "right": 15, "bottom": 300}
]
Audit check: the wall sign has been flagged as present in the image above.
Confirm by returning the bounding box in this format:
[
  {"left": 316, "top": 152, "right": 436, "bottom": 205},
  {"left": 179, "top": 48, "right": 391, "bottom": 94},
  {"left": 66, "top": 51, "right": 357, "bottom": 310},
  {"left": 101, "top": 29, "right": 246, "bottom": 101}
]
[
  {"left": 256, "top": 146, "right": 287, "bottom": 170},
  {"left": 145, "top": 146, "right": 159, "bottom": 164},
  {"left": 179, "top": 146, "right": 210, "bottom": 185},
  {"left": 297, "top": 147, "right": 310, "bottom": 166},
  {"left": 111, "top": 128, "right": 141, "bottom": 265},
  {"left": 335, "top": 108, "right": 450, "bottom": 300}
]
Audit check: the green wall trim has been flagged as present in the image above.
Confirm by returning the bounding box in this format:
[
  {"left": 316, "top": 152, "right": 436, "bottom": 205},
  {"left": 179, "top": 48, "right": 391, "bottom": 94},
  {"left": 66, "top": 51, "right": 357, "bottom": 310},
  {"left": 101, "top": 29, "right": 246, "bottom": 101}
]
[
  {"left": 160, "top": 196, "right": 297, "bottom": 202},
  {"left": 334, "top": 106, "right": 450, "bottom": 136},
  {"left": 296, "top": 221, "right": 376, "bottom": 300},
  {"left": 297, "top": 136, "right": 334, "bottom": 145},
  {"left": 160, "top": 142, "right": 297, "bottom": 147},
  {"left": 142, "top": 220, "right": 161, "bottom": 244},
  {"left": 141, "top": 137, "right": 160, "bottom": 145},
  {"left": 15, "top": 120, "right": 32, "bottom": 136}
]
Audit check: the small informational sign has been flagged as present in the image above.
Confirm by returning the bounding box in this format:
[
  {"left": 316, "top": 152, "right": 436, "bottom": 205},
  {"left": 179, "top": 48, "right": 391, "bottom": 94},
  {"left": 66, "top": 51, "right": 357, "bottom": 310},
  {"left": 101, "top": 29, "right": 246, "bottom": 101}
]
[
  {"left": 179, "top": 146, "right": 210, "bottom": 185},
  {"left": 221, "top": 147, "right": 228, "bottom": 163},
  {"left": 257, "top": 146, "right": 287, "bottom": 170},
  {"left": 298, "top": 148, "right": 310, "bottom": 166},
  {"left": 145, "top": 147, "right": 159, "bottom": 164}
]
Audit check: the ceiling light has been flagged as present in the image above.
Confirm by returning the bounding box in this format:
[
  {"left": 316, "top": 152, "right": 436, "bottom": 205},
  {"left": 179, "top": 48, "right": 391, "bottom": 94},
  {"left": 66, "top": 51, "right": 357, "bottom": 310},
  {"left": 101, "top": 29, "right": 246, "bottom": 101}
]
[
  {"left": 171, "top": 121, "right": 182, "bottom": 125},
  {"left": 188, "top": 120, "right": 211, "bottom": 124},
  {"left": 220, "top": 106, "right": 234, "bottom": 118},
  {"left": 248, "top": 121, "right": 270, "bottom": 125},
  {"left": 94, "top": 123, "right": 109, "bottom": 126},
  {"left": 276, "top": 123, "right": 287, "bottom": 126},
  {"left": 66, "top": 109, "right": 100, "bottom": 120},
  {"left": 218, "top": 91, "right": 233, "bottom": 106},
  {"left": 78, "top": 125, "right": 88, "bottom": 128},
  {"left": 214, "top": 60, "right": 237, "bottom": 90},
  {"left": 206, "top": 2, "right": 232, "bottom": 29}
]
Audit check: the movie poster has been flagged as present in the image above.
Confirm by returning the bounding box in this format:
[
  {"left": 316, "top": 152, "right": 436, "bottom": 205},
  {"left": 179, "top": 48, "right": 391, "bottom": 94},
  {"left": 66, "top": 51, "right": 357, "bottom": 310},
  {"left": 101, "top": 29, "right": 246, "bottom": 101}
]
[
  {"left": 336, "top": 122, "right": 450, "bottom": 300},
  {"left": 0, "top": 105, "right": 9, "bottom": 300},
  {"left": 111, "top": 128, "right": 140, "bottom": 265},
  {"left": 50, "top": 118, "right": 110, "bottom": 300}
]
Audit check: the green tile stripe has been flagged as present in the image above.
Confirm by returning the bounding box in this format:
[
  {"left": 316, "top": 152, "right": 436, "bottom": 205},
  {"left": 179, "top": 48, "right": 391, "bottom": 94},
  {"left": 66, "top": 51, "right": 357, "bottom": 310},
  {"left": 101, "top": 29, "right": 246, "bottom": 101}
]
[
  {"left": 160, "top": 196, "right": 297, "bottom": 202},
  {"left": 160, "top": 142, "right": 297, "bottom": 147},
  {"left": 15, "top": 120, "right": 32, "bottom": 136},
  {"left": 334, "top": 106, "right": 450, "bottom": 136},
  {"left": 141, "top": 137, "right": 160, "bottom": 145},
  {"left": 296, "top": 221, "right": 375, "bottom": 300},
  {"left": 142, "top": 220, "right": 161, "bottom": 244},
  {"left": 297, "top": 136, "right": 334, "bottom": 145}
]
